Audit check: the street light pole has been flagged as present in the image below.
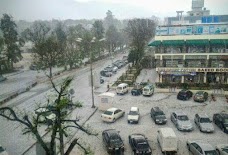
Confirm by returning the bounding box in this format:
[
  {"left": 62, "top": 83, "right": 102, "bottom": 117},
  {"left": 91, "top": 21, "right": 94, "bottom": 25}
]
[{"left": 90, "top": 37, "right": 96, "bottom": 108}]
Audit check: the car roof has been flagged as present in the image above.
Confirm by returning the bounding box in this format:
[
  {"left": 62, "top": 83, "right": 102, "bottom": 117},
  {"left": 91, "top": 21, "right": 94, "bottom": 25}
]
[
  {"left": 152, "top": 107, "right": 162, "bottom": 111},
  {"left": 130, "top": 133, "right": 145, "bottom": 139},
  {"left": 196, "top": 142, "right": 214, "bottom": 151},
  {"left": 158, "top": 128, "right": 176, "bottom": 138},
  {"left": 117, "top": 83, "right": 128, "bottom": 87},
  {"left": 174, "top": 111, "right": 186, "bottom": 116},
  {"left": 218, "top": 113, "right": 228, "bottom": 118},
  {"left": 130, "top": 107, "right": 139, "bottom": 111},
  {"left": 107, "top": 107, "right": 118, "bottom": 112}
]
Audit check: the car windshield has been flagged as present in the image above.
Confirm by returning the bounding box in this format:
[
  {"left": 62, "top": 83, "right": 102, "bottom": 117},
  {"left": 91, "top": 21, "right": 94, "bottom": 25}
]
[
  {"left": 178, "top": 115, "right": 188, "bottom": 120},
  {"left": 117, "top": 87, "right": 122, "bottom": 90},
  {"left": 129, "top": 111, "right": 138, "bottom": 115},
  {"left": 204, "top": 150, "right": 218, "bottom": 155},
  {"left": 0, "top": 146, "right": 5, "bottom": 153},
  {"left": 104, "top": 111, "right": 113, "bottom": 115},
  {"left": 200, "top": 117, "right": 211, "bottom": 123},
  {"left": 144, "top": 88, "right": 149, "bottom": 91}
]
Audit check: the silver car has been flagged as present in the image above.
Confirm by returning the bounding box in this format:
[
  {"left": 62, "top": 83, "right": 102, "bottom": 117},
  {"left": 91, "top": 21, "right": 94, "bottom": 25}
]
[
  {"left": 187, "top": 141, "right": 218, "bottom": 155},
  {"left": 171, "top": 112, "right": 193, "bottom": 131},
  {"left": 194, "top": 114, "right": 214, "bottom": 133},
  {"left": 216, "top": 144, "right": 228, "bottom": 155}
]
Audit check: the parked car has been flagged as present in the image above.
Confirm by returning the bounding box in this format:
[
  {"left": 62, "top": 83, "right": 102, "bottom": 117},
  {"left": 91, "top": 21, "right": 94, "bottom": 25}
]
[
  {"left": 116, "top": 83, "right": 129, "bottom": 95},
  {"left": 128, "top": 133, "right": 152, "bottom": 155},
  {"left": 150, "top": 107, "right": 167, "bottom": 125},
  {"left": 194, "top": 114, "right": 214, "bottom": 133},
  {"left": 100, "top": 70, "right": 112, "bottom": 77},
  {"left": 101, "top": 107, "right": 125, "bottom": 123},
  {"left": 194, "top": 91, "right": 209, "bottom": 102},
  {"left": 171, "top": 112, "right": 193, "bottom": 131},
  {"left": 131, "top": 85, "right": 143, "bottom": 96},
  {"left": 213, "top": 113, "right": 228, "bottom": 134},
  {"left": 142, "top": 84, "right": 154, "bottom": 96},
  {"left": 35, "top": 107, "right": 56, "bottom": 123},
  {"left": 127, "top": 107, "right": 140, "bottom": 124},
  {"left": 177, "top": 89, "right": 193, "bottom": 100},
  {"left": 216, "top": 144, "right": 228, "bottom": 155},
  {"left": 157, "top": 128, "right": 177, "bottom": 154},
  {"left": 102, "top": 129, "right": 124, "bottom": 153},
  {"left": 29, "top": 64, "right": 37, "bottom": 70},
  {"left": 104, "top": 65, "right": 118, "bottom": 73},
  {"left": 187, "top": 141, "right": 218, "bottom": 155},
  {"left": 0, "top": 145, "right": 8, "bottom": 155},
  {"left": 100, "top": 77, "right": 104, "bottom": 84}
]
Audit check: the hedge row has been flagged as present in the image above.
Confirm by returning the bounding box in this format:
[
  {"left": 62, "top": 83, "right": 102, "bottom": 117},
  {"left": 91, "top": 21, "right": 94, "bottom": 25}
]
[{"left": 155, "top": 82, "right": 228, "bottom": 90}]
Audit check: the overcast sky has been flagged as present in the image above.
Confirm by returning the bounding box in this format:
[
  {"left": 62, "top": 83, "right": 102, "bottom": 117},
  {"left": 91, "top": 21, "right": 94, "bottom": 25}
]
[{"left": 0, "top": 0, "right": 228, "bottom": 21}]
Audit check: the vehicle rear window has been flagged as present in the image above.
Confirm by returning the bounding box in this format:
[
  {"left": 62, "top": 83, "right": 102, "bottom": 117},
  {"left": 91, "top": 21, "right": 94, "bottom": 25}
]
[
  {"left": 136, "top": 140, "right": 149, "bottom": 149},
  {"left": 200, "top": 117, "right": 211, "bottom": 123},
  {"left": 104, "top": 111, "right": 113, "bottom": 115}
]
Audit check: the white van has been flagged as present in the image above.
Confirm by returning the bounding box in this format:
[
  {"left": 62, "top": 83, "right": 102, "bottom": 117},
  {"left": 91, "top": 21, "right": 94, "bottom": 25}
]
[
  {"left": 116, "top": 83, "right": 128, "bottom": 95},
  {"left": 142, "top": 84, "right": 154, "bottom": 96},
  {"left": 157, "top": 128, "right": 177, "bottom": 154}
]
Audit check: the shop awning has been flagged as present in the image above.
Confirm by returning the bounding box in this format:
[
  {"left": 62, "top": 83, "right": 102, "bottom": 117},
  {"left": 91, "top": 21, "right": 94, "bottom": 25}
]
[
  {"left": 210, "top": 39, "right": 228, "bottom": 45},
  {"left": 162, "top": 40, "right": 185, "bottom": 46},
  {"left": 148, "top": 40, "right": 161, "bottom": 46},
  {"left": 186, "top": 39, "right": 209, "bottom": 46}
]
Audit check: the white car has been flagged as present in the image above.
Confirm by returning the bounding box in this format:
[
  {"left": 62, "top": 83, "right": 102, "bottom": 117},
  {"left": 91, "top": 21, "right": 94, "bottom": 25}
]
[
  {"left": 0, "top": 145, "right": 8, "bottom": 155},
  {"left": 101, "top": 107, "right": 125, "bottom": 122},
  {"left": 216, "top": 144, "right": 228, "bottom": 155},
  {"left": 187, "top": 141, "right": 218, "bottom": 155},
  {"left": 194, "top": 114, "right": 214, "bottom": 133},
  {"left": 127, "top": 107, "right": 140, "bottom": 124},
  {"left": 171, "top": 111, "right": 193, "bottom": 131},
  {"left": 35, "top": 107, "right": 56, "bottom": 122}
]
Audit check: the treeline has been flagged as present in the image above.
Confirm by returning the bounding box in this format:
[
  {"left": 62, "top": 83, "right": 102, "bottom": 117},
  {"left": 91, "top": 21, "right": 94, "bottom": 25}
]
[{"left": 0, "top": 10, "right": 158, "bottom": 77}]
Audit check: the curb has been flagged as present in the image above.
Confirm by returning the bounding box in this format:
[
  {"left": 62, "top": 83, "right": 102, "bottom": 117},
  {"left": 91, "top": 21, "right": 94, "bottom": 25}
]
[{"left": 0, "top": 81, "right": 38, "bottom": 105}]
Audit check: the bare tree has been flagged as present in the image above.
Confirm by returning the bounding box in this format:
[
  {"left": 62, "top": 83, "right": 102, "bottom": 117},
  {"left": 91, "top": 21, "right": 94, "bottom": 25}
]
[{"left": 0, "top": 76, "right": 97, "bottom": 155}]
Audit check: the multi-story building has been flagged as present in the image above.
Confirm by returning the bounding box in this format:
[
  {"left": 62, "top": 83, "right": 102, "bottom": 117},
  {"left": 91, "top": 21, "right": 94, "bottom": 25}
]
[
  {"left": 148, "top": 23, "right": 228, "bottom": 84},
  {"left": 165, "top": 0, "right": 228, "bottom": 25}
]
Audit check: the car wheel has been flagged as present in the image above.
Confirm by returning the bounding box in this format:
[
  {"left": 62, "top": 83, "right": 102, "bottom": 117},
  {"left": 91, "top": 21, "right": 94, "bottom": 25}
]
[
  {"left": 216, "top": 149, "right": 220, "bottom": 155},
  {"left": 187, "top": 144, "right": 190, "bottom": 151},
  {"left": 132, "top": 92, "right": 135, "bottom": 96},
  {"left": 122, "top": 112, "right": 125, "bottom": 116},
  {"left": 113, "top": 118, "right": 116, "bottom": 122}
]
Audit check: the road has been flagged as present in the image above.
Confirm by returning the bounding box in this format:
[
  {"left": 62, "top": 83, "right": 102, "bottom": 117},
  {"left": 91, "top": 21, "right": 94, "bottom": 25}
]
[{"left": 0, "top": 52, "right": 128, "bottom": 155}]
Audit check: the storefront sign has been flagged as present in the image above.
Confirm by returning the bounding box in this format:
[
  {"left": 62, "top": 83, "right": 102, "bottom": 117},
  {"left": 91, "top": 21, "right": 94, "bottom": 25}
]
[
  {"left": 157, "top": 67, "right": 228, "bottom": 73},
  {"left": 197, "top": 68, "right": 228, "bottom": 72}
]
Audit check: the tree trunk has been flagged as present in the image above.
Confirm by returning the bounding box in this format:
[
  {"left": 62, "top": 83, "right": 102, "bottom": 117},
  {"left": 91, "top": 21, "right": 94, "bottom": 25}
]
[{"left": 49, "top": 67, "right": 52, "bottom": 78}]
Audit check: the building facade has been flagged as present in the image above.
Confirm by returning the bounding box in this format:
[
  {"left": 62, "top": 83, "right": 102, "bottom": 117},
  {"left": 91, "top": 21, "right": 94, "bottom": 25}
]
[{"left": 149, "top": 23, "right": 228, "bottom": 84}]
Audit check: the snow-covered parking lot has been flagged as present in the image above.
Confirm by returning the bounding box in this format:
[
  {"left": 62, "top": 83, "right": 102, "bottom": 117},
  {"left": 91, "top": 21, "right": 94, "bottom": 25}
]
[{"left": 74, "top": 92, "right": 228, "bottom": 155}]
